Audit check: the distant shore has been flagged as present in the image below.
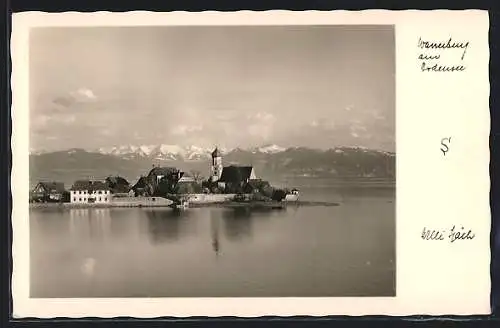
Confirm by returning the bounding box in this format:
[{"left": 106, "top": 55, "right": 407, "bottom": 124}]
[{"left": 28, "top": 177, "right": 395, "bottom": 192}]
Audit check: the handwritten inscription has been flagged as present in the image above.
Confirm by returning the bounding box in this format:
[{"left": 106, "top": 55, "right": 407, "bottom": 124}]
[
  {"left": 417, "top": 37, "right": 469, "bottom": 72},
  {"left": 421, "top": 226, "right": 475, "bottom": 242},
  {"left": 440, "top": 137, "right": 451, "bottom": 156}
]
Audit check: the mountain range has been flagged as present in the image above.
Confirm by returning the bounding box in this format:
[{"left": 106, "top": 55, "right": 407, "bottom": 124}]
[
  {"left": 29, "top": 144, "right": 396, "bottom": 188},
  {"left": 92, "top": 144, "right": 288, "bottom": 161}
]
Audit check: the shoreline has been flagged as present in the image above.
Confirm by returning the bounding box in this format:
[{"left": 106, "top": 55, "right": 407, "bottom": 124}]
[{"left": 29, "top": 200, "right": 340, "bottom": 210}]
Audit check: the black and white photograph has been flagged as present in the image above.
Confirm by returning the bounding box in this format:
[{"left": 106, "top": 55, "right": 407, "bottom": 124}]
[{"left": 27, "top": 24, "right": 396, "bottom": 298}]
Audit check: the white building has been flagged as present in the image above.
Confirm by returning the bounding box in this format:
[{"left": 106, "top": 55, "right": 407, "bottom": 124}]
[{"left": 70, "top": 180, "right": 111, "bottom": 204}]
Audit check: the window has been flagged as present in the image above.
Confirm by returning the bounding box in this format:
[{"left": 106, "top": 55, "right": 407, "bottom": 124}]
[
  {"left": 79, "top": 191, "right": 81, "bottom": 194},
  {"left": 79, "top": 198, "right": 81, "bottom": 201},
  {"left": 73, "top": 198, "right": 76, "bottom": 202},
  {"left": 105, "top": 197, "right": 107, "bottom": 201},
  {"left": 99, "top": 197, "right": 101, "bottom": 201},
  {"left": 98, "top": 191, "right": 102, "bottom": 194}
]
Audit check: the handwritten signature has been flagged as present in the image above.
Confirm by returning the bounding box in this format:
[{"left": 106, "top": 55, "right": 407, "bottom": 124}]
[{"left": 421, "top": 226, "right": 475, "bottom": 242}]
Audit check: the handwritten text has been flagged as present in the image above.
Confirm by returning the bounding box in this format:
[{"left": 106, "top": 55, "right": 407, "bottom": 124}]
[
  {"left": 421, "top": 226, "right": 475, "bottom": 242},
  {"left": 417, "top": 37, "right": 469, "bottom": 72}
]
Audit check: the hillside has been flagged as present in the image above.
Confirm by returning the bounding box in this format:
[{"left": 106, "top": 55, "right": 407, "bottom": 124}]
[{"left": 29, "top": 146, "right": 395, "bottom": 189}]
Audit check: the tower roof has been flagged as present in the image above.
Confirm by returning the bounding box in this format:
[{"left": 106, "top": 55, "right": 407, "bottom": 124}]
[{"left": 212, "top": 147, "right": 221, "bottom": 158}]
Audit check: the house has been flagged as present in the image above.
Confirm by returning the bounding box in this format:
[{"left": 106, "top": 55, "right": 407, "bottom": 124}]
[
  {"left": 148, "top": 166, "right": 183, "bottom": 184},
  {"left": 131, "top": 176, "right": 150, "bottom": 197},
  {"left": 131, "top": 166, "right": 184, "bottom": 197},
  {"left": 105, "top": 176, "right": 131, "bottom": 195},
  {"left": 70, "top": 180, "right": 111, "bottom": 204},
  {"left": 219, "top": 165, "right": 257, "bottom": 193},
  {"left": 177, "top": 174, "right": 202, "bottom": 194},
  {"left": 31, "top": 181, "right": 67, "bottom": 203},
  {"left": 148, "top": 166, "right": 184, "bottom": 196}
]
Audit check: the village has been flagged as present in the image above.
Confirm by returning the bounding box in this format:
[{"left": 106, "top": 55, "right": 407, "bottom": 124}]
[{"left": 30, "top": 147, "right": 300, "bottom": 209}]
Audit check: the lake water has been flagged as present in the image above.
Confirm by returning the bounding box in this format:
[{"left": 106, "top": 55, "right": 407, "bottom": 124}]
[{"left": 30, "top": 186, "right": 395, "bottom": 298}]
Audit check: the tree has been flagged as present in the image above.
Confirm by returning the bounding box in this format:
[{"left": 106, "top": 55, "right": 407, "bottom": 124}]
[
  {"left": 190, "top": 170, "right": 204, "bottom": 183},
  {"left": 271, "top": 189, "right": 287, "bottom": 202},
  {"left": 155, "top": 175, "right": 180, "bottom": 196}
]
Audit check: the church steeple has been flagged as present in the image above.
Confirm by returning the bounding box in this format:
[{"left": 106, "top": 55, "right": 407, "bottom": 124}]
[
  {"left": 211, "top": 147, "right": 223, "bottom": 182},
  {"left": 212, "top": 147, "right": 221, "bottom": 158}
]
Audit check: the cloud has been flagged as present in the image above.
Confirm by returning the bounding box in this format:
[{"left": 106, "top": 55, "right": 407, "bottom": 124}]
[
  {"left": 51, "top": 87, "right": 97, "bottom": 108},
  {"left": 309, "top": 118, "right": 335, "bottom": 130},
  {"left": 71, "top": 88, "right": 97, "bottom": 101},
  {"left": 32, "top": 113, "right": 76, "bottom": 132},
  {"left": 244, "top": 112, "right": 277, "bottom": 141},
  {"left": 52, "top": 96, "right": 74, "bottom": 107},
  {"left": 247, "top": 124, "right": 272, "bottom": 140},
  {"left": 170, "top": 124, "right": 203, "bottom": 136},
  {"left": 100, "top": 129, "right": 113, "bottom": 136},
  {"left": 249, "top": 111, "right": 275, "bottom": 123},
  {"left": 371, "top": 110, "right": 386, "bottom": 120}
]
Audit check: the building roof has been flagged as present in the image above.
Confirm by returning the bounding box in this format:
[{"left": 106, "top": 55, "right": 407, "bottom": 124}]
[
  {"left": 34, "top": 181, "right": 65, "bottom": 193},
  {"left": 219, "top": 166, "right": 254, "bottom": 183},
  {"left": 90, "top": 181, "right": 110, "bottom": 191},
  {"left": 70, "top": 180, "right": 110, "bottom": 191},
  {"left": 70, "top": 180, "right": 92, "bottom": 191},
  {"left": 247, "top": 179, "right": 270, "bottom": 189},
  {"left": 148, "top": 166, "right": 180, "bottom": 177},
  {"left": 179, "top": 175, "right": 196, "bottom": 183},
  {"left": 105, "top": 176, "right": 130, "bottom": 186},
  {"left": 212, "top": 147, "right": 221, "bottom": 158},
  {"left": 132, "top": 176, "right": 148, "bottom": 189},
  {"left": 105, "top": 176, "right": 130, "bottom": 193}
]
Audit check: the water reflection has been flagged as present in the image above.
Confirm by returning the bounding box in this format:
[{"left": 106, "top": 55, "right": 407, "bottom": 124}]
[
  {"left": 209, "top": 208, "right": 258, "bottom": 256},
  {"left": 108, "top": 209, "right": 133, "bottom": 238},
  {"left": 144, "top": 209, "right": 190, "bottom": 244},
  {"left": 69, "top": 208, "right": 111, "bottom": 241},
  {"left": 31, "top": 208, "right": 68, "bottom": 235},
  {"left": 30, "top": 186, "right": 396, "bottom": 298},
  {"left": 221, "top": 208, "right": 254, "bottom": 242},
  {"left": 210, "top": 215, "right": 221, "bottom": 256}
]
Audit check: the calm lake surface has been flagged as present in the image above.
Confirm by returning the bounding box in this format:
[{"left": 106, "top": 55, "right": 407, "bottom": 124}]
[{"left": 30, "top": 185, "right": 395, "bottom": 298}]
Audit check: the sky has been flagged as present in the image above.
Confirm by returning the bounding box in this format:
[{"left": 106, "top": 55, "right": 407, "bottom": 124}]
[{"left": 29, "top": 25, "right": 395, "bottom": 152}]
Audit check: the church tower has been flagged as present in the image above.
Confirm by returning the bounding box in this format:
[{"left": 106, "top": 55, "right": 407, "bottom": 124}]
[{"left": 211, "top": 147, "right": 223, "bottom": 182}]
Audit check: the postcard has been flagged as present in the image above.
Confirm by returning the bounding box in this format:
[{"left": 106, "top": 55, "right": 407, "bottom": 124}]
[{"left": 10, "top": 10, "right": 490, "bottom": 317}]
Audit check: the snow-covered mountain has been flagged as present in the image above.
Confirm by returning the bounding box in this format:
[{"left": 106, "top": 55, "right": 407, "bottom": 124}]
[
  {"left": 94, "top": 144, "right": 288, "bottom": 161},
  {"left": 96, "top": 144, "right": 213, "bottom": 161},
  {"left": 251, "top": 144, "right": 287, "bottom": 154},
  {"left": 31, "top": 144, "right": 395, "bottom": 160}
]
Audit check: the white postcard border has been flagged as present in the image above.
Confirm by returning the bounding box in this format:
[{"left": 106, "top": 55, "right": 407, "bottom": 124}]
[{"left": 11, "top": 10, "right": 491, "bottom": 317}]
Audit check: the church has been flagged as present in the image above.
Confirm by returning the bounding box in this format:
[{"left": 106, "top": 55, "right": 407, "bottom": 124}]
[{"left": 209, "top": 147, "right": 257, "bottom": 193}]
